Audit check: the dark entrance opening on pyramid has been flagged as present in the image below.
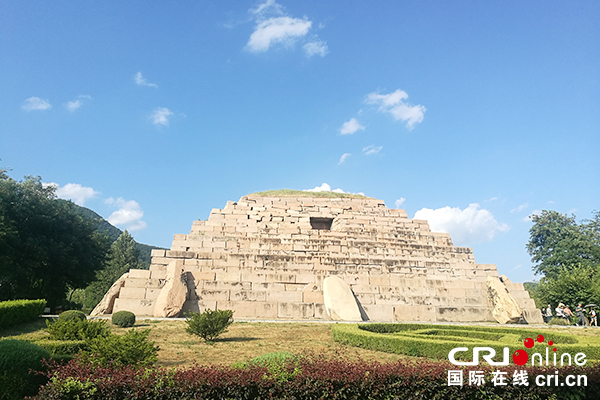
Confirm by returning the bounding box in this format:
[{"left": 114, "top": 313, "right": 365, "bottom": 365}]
[{"left": 310, "top": 217, "right": 333, "bottom": 230}]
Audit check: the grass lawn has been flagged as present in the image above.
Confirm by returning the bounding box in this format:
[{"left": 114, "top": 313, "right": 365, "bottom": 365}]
[
  {"left": 0, "top": 318, "right": 406, "bottom": 368},
  {"left": 4, "top": 318, "right": 600, "bottom": 368}
]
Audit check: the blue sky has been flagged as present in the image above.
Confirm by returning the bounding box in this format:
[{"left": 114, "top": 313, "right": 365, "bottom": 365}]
[{"left": 1, "top": 1, "right": 598, "bottom": 284}]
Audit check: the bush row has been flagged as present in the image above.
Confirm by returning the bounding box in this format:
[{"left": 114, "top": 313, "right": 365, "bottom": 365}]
[
  {"left": 0, "top": 299, "right": 46, "bottom": 330},
  {"left": 359, "top": 323, "right": 578, "bottom": 344},
  {"left": 333, "top": 324, "right": 600, "bottom": 361},
  {"left": 32, "top": 354, "right": 600, "bottom": 399}
]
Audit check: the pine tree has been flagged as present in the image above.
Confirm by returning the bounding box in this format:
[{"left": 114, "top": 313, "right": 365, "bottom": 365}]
[{"left": 84, "top": 230, "right": 141, "bottom": 310}]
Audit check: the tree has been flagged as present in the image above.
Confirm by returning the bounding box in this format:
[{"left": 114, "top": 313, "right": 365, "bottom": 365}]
[
  {"left": 0, "top": 174, "right": 110, "bottom": 309},
  {"left": 527, "top": 210, "right": 600, "bottom": 279},
  {"left": 528, "top": 265, "right": 600, "bottom": 308},
  {"left": 84, "top": 230, "right": 141, "bottom": 310},
  {"left": 526, "top": 210, "right": 600, "bottom": 308}
]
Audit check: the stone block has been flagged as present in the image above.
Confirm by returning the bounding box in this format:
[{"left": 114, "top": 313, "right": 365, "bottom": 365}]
[
  {"left": 393, "top": 305, "right": 436, "bottom": 322},
  {"left": 278, "top": 302, "right": 315, "bottom": 319},
  {"left": 362, "top": 304, "right": 394, "bottom": 321},
  {"left": 215, "top": 271, "right": 241, "bottom": 282},
  {"left": 113, "top": 298, "right": 155, "bottom": 316},
  {"left": 151, "top": 249, "right": 166, "bottom": 258},
  {"left": 129, "top": 269, "right": 151, "bottom": 279},
  {"left": 253, "top": 282, "right": 286, "bottom": 291},
  {"left": 354, "top": 292, "right": 375, "bottom": 305},
  {"left": 369, "top": 275, "right": 391, "bottom": 286},
  {"left": 204, "top": 281, "right": 251, "bottom": 290},
  {"left": 436, "top": 306, "right": 495, "bottom": 322},
  {"left": 266, "top": 291, "right": 303, "bottom": 302},
  {"left": 265, "top": 273, "right": 296, "bottom": 283},
  {"left": 190, "top": 271, "right": 216, "bottom": 281},
  {"left": 314, "top": 303, "right": 327, "bottom": 319},
  {"left": 119, "top": 287, "right": 146, "bottom": 299},
  {"left": 197, "top": 289, "right": 230, "bottom": 301},
  {"left": 125, "top": 278, "right": 151, "bottom": 288},
  {"left": 303, "top": 290, "right": 324, "bottom": 303},
  {"left": 230, "top": 290, "right": 266, "bottom": 302},
  {"left": 217, "top": 301, "right": 278, "bottom": 319},
  {"left": 145, "top": 288, "right": 161, "bottom": 301},
  {"left": 350, "top": 284, "right": 380, "bottom": 294}
]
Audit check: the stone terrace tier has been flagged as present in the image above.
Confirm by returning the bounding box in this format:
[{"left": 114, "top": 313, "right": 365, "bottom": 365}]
[{"left": 99, "top": 195, "right": 542, "bottom": 324}]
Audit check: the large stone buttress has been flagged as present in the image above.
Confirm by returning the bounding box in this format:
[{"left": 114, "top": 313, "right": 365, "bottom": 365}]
[{"left": 92, "top": 195, "right": 543, "bottom": 324}]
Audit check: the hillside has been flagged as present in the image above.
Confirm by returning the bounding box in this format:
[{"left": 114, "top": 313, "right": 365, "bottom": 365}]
[{"left": 60, "top": 200, "right": 166, "bottom": 268}]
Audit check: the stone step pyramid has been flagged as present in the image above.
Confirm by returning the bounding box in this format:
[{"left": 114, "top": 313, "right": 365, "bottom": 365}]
[{"left": 92, "top": 193, "right": 543, "bottom": 324}]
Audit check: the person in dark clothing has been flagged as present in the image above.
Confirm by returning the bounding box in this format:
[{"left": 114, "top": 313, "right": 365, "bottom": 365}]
[{"left": 576, "top": 303, "right": 586, "bottom": 326}]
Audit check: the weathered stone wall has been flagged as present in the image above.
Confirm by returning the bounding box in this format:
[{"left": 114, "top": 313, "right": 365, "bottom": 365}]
[{"left": 97, "top": 195, "right": 542, "bottom": 324}]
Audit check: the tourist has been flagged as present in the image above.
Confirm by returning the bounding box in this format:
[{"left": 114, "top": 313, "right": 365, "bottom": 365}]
[
  {"left": 576, "top": 303, "right": 586, "bottom": 326},
  {"left": 564, "top": 305, "right": 573, "bottom": 322},
  {"left": 555, "top": 304, "right": 565, "bottom": 319},
  {"left": 591, "top": 307, "right": 597, "bottom": 327},
  {"left": 546, "top": 304, "right": 553, "bottom": 322}
]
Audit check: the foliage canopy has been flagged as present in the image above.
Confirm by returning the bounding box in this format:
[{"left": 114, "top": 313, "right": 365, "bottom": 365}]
[
  {"left": 0, "top": 174, "right": 110, "bottom": 308},
  {"left": 526, "top": 210, "right": 600, "bottom": 308}
]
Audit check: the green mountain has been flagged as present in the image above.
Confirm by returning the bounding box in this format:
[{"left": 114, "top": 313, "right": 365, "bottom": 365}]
[{"left": 60, "top": 200, "right": 166, "bottom": 269}]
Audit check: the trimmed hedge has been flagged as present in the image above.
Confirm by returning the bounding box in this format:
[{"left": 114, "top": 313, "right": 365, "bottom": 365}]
[
  {"left": 333, "top": 323, "right": 600, "bottom": 361},
  {"left": 0, "top": 299, "right": 46, "bottom": 330},
  {"left": 32, "top": 354, "right": 600, "bottom": 399},
  {"left": 112, "top": 310, "right": 136, "bottom": 328},
  {"left": 0, "top": 339, "right": 50, "bottom": 400},
  {"left": 58, "top": 310, "right": 86, "bottom": 322}
]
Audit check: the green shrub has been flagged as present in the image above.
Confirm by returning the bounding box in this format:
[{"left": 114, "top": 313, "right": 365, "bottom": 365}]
[
  {"left": 112, "top": 310, "right": 136, "bottom": 328},
  {"left": 245, "top": 352, "right": 301, "bottom": 382},
  {"left": 0, "top": 299, "right": 46, "bottom": 330},
  {"left": 84, "top": 329, "right": 159, "bottom": 368},
  {"left": 58, "top": 310, "right": 87, "bottom": 322},
  {"left": 185, "top": 309, "right": 234, "bottom": 342},
  {"left": 0, "top": 339, "right": 50, "bottom": 400},
  {"left": 548, "top": 317, "right": 570, "bottom": 325},
  {"left": 34, "top": 339, "right": 87, "bottom": 356},
  {"left": 46, "top": 318, "right": 110, "bottom": 341}
]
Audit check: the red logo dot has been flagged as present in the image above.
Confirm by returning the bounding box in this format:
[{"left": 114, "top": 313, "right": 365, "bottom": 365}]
[
  {"left": 537, "top": 335, "right": 544, "bottom": 343},
  {"left": 553, "top": 348, "right": 557, "bottom": 352},
  {"left": 513, "top": 350, "right": 529, "bottom": 366},
  {"left": 548, "top": 340, "right": 554, "bottom": 346},
  {"left": 524, "top": 338, "right": 534, "bottom": 348}
]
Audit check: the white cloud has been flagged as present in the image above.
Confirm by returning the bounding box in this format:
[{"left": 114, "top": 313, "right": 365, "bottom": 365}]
[
  {"left": 339, "top": 118, "right": 365, "bottom": 135},
  {"left": 511, "top": 203, "right": 529, "bottom": 213},
  {"left": 362, "top": 145, "right": 382, "bottom": 155},
  {"left": 247, "top": 16, "right": 311, "bottom": 52},
  {"left": 150, "top": 107, "right": 173, "bottom": 126},
  {"left": 22, "top": 97, "right": 52, "bottom": 111},
  {"left": 53, "top": 183, "right": 99, "bottom": 206},
  {"left": 304, "top": 183, "right": 346, "bottom": 194},
  {"left": 65, "top": 95, "right": 92, "bottom": 112},
  {"left": 413, "top": 203, "right": 509, "bottom": 245},
  {"left": 366, "top": 89, "right": 426, "bottom": 129},
  {"left": 303, "top": 40, "right": 328, "bottom": 57},
  {"left": 304, "top": 183, "right": 365, "bottom": 196},
  {"left": 338, "top": 153, "right": 351, "bottom": 165},
  {"left": 246, "top": 1, "right": 326, "bottom": 57},
  {"left": 135, "top": 72, "right": 158, "bottom": 88},
  {"left": 395, "top": 198, "right": 406, "bottom": 208},
  {"left": 105, "top": 197, "right": 147, "bottom": 231}
]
